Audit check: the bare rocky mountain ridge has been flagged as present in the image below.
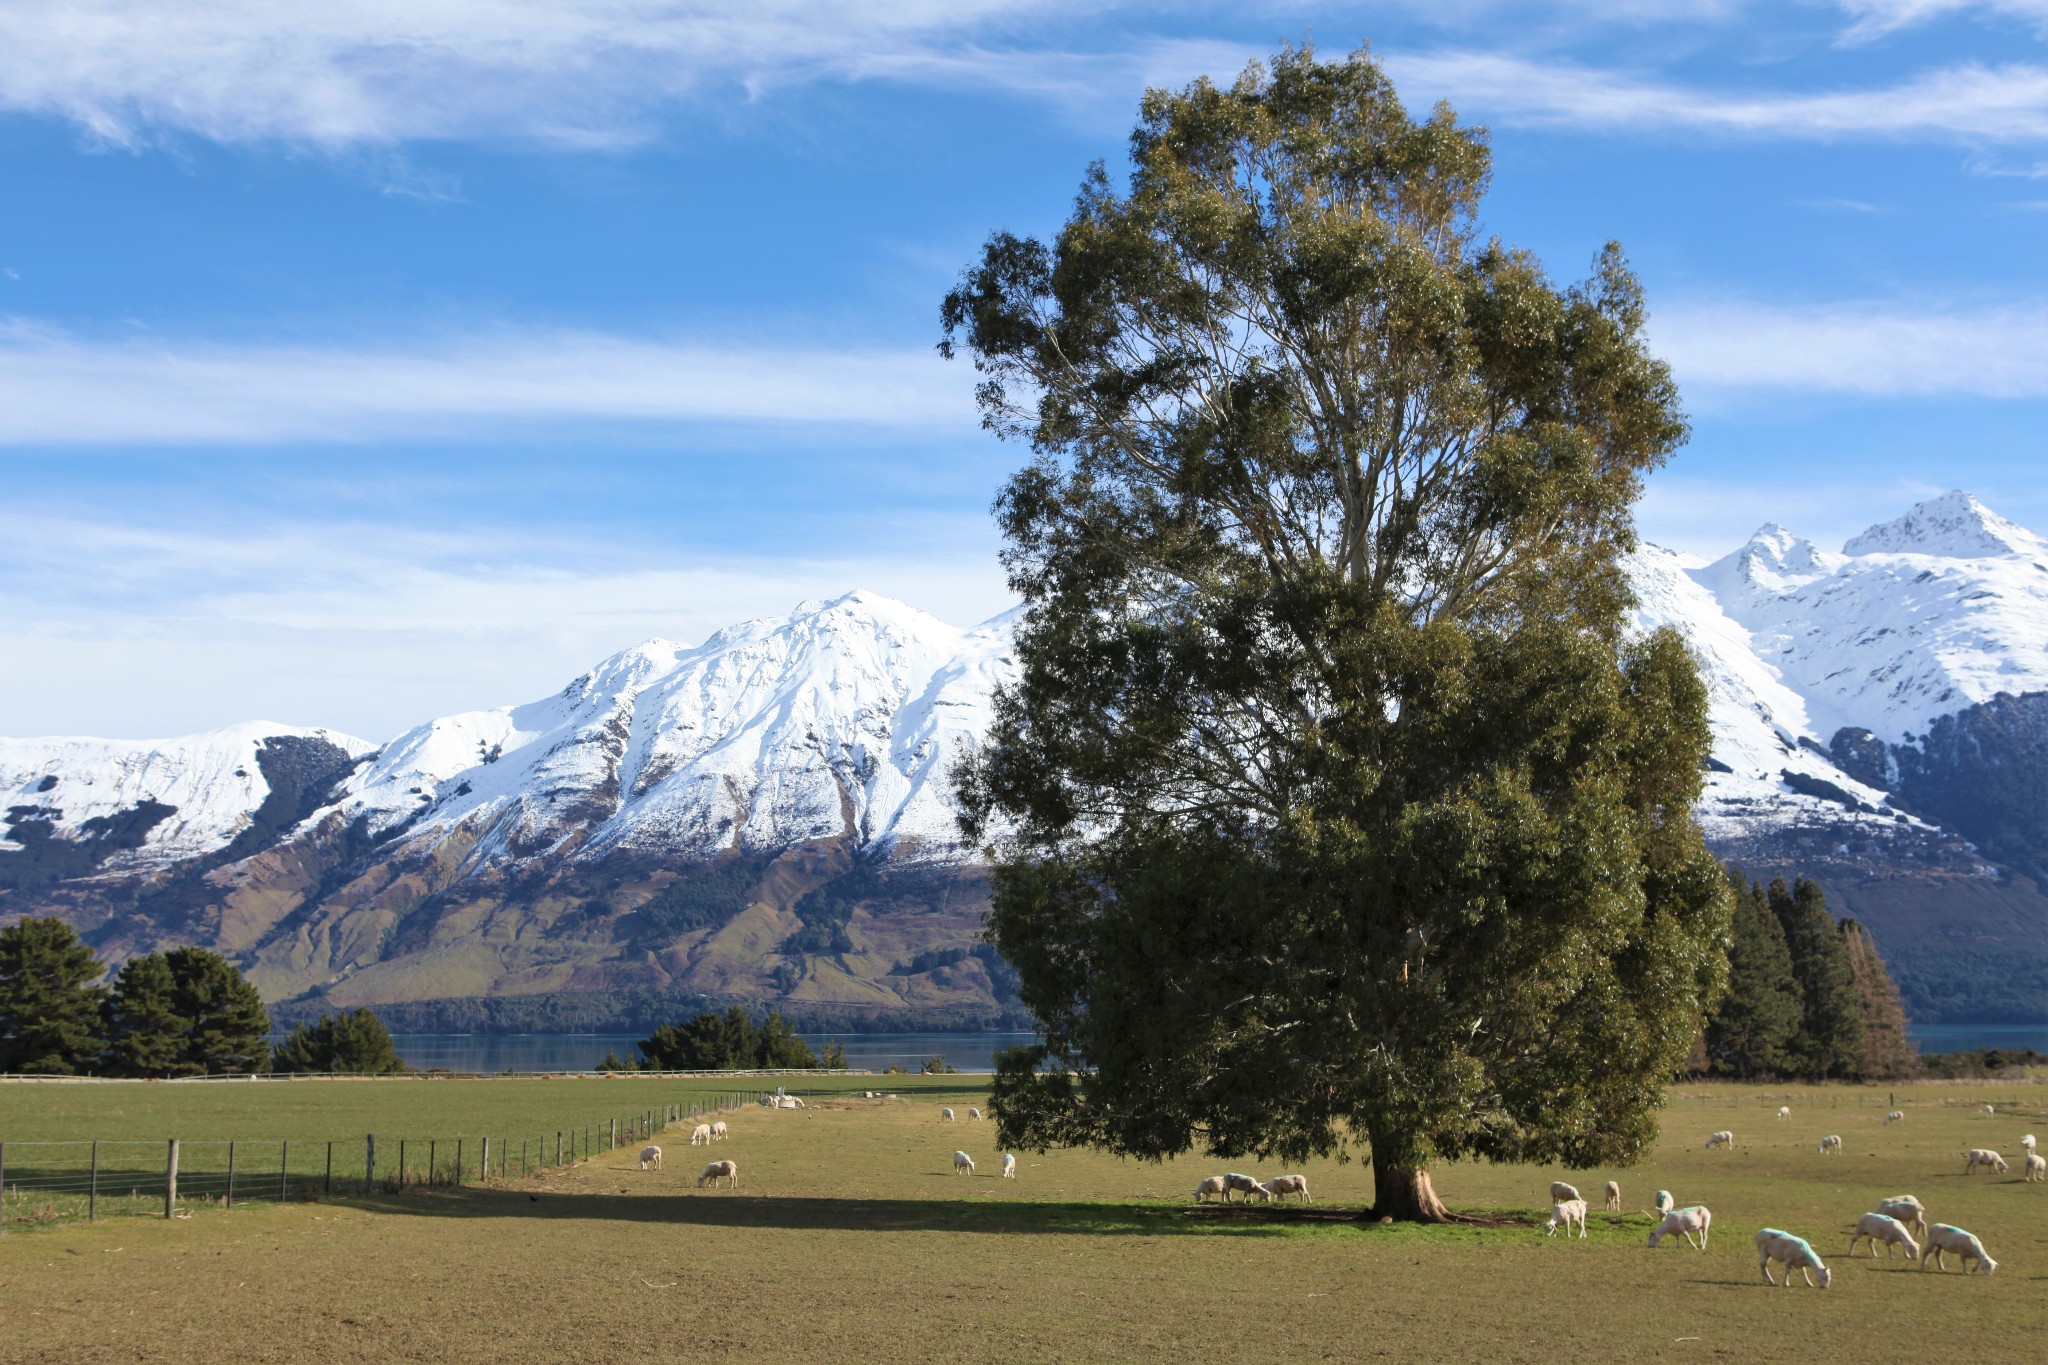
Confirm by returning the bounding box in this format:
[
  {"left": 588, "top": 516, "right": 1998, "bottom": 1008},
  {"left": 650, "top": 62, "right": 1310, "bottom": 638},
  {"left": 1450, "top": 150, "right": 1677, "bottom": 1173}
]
[{"left": 5, "top": 492, "right": 2046, "bottom": 1029}]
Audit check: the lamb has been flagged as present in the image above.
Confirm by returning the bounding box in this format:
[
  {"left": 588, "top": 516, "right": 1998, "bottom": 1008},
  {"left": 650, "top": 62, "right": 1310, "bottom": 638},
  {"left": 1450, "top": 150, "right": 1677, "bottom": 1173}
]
[
  {"left": 696, "top": 1159, "right": 738, "bottom": 1189},
  {"left": 2022, "top": 1133, "right": 2038, "bottom": 1154},
  {"left": 1756, "top": 1229, "right": 1831, "bottom": 1289},
  {"left": 1776, "top": 1106, "right": 1790, "bottom": 1120},
  {"left": 710, "top": 1120, "right": 728, "bottom": 1141},
  {"left": 1649, "top": 1205, "right": 1711, "bottom": 1250},
  {"left": 1818, "top": 1134, "right": 1842, "bottom": 1156},
  {"left": 1604, "top": 1181, "right": 1620, "bottom": 1212},
  {"left": 1846, "top": 1212, "right": 1919, "bottom": 1261},
  {"left": 953, "top": 1150, "right": 975, "bottom": 1176},
  {"left": 1921, "top": 1223, "right": 1996, "bottom": 1275},
  {"left": 1001, "top": 1153, "right": 1017, "bottom": 1179},
  {"left": 1223, "top": 1173, "right": 1265, "bottom": 1202},
  {"left": 1193, "top": 1176, "right": 1229, "bottom": 1203},
  {"left": 1260, "top": 1174, "right": 1311, "bottom": 1203},
  {"left": 942, "top": 1107, "right": 956, "bottom": 1122},
  {"left": 689, "top": 1123, "right": 713, "bottom": 1146},
  {"left": 638, "top": 1144, "right": 663, "bottom": 1171},
  {"left": 1549, "top": 1181, "right": 1581, "bottom": 1203},
  {"left": 1544, "top": 1198, "right": 1588, "bottom": 1239},
  {"left": 2023, "top": 1153, "right": 2045, "bottom": 1182},
  {"left": 967, "top": 1107, "right": 983, "bottom": 1121},
  {"left": 1654, "top": 1190, "right": 1675, "bottom": 1216},
  {"left": 1875, "top": 1196, "right": 1927, "bottom": 1239},
  {"left": 1704, "top": 1130, "right": 1734, "bottom": 1150},
  {"left": 1963, "top": 1148, "right": 2008, "bottom": 1175},
  {"left": 1884, "top": 1110, "right": 1904, "bottom": 1124}
]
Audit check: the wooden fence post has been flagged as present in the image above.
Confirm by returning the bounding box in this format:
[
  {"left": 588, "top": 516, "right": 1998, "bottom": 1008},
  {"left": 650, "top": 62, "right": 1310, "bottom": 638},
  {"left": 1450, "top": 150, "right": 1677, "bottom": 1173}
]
[
  {"left": 610, "top": 1118, "right": 617, "bottom": 1150},
  {"left": 324, "top": 1141, "right": 332, "bottom": 1197},
  {"left": 165, "top": 1139, "right": 179, "bottom": 1219},
  {"left": 0, "top": 1139, "right": 8, "bottom": 1235},
  {"left": 399, "top": 1139, "right": 407, "bottom": 1189},
  {"left": 555, "top": 1131, "right": 562, "bottom": 1167},
  {"left": 226, "top": 1140, "right": 237, "bottom": 1209},
  {"left": 280, "top": 1141, "right": 290, "bottom": 1203},
  {"left": 480, "top": 1136, "right": 490, "bottom": 1183},
  {"left": 88, "top": 1140, "right": 100, "bottom": 1222},
  {"left": 455, "top": 1139, "right": 463, "bottom": 1185},
  {"left": 365, "top": 1134, "right": 375, "bottom": 1192},
  {"left": 430, "top": 1140, "right": 437, "bottom": 1184}
]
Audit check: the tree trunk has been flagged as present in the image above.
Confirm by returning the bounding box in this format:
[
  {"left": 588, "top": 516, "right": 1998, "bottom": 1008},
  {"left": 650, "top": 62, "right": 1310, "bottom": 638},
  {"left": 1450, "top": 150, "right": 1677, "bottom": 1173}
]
[{"left": 1370, "top": 1160, "right": 1453, "bottom": 1222}]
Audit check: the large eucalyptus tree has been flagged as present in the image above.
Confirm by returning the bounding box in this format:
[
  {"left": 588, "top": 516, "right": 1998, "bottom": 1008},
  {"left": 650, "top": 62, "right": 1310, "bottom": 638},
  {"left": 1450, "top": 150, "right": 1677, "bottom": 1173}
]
[{"left": 943, "top": 44, "right": 1730, "bottom": 1220}]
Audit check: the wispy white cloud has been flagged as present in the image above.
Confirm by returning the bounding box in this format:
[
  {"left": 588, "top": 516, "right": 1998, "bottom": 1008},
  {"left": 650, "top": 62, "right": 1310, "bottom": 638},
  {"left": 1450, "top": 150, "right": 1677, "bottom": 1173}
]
[
  {"left": 1648, "top": 298, "right": 2048, "bottom": 399},
  {"left": 1833, "top": 0, "right": 2048, "bottom": 42},
  {"left": 0, "top": 323, "right": 974, "bottom": 444}
]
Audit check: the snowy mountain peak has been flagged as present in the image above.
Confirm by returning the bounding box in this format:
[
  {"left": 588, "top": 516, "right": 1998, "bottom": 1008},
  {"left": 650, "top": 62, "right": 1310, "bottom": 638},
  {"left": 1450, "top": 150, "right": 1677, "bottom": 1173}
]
[
  {"left": 1843, "top": 490, "right": 2047, "bottom": 560},
  {"left": 1695, "top": 522, "right": 1837, "bottom": 602}
]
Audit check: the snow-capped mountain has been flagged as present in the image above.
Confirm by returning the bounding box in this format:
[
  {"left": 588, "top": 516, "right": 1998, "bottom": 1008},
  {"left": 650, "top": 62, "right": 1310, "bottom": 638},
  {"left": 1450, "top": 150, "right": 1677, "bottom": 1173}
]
[{"left": 4, "top": 492, "right": 2045, "bottom": 1026}]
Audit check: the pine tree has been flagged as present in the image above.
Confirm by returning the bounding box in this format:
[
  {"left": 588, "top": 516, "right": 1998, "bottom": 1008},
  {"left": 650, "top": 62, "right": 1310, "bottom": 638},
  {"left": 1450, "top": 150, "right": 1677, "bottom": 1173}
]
[
  {"left": 103, "top": 951, "right": 187, "bottom": 1076},
  {"left": 271, "top": 1008, "right": 405, "bottom": 1074},
  {"left": 1840, "top": 919, "right": 1917, "bottom": 1080},
  {"left": 0, "top": 916, "right": 106, "bottom": 1074},
  {"left": 1703, "top": 872, "right": 1804, "bottom": 1078},
  {"left": 1771, "top": 878, "right": 1866, "bottom": 1079}
]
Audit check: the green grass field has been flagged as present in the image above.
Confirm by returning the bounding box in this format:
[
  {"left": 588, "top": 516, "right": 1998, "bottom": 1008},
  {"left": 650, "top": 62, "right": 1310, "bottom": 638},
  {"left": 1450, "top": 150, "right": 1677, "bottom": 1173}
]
[{"left": 3, "top": 1076, "right": 2044, "bottom": 1362}]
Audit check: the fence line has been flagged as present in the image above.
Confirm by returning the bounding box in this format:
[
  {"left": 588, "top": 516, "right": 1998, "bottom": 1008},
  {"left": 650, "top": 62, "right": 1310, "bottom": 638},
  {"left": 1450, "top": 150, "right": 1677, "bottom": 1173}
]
[
  {"left": 0, "top": 1089, "right": 772, "bottom": 1233},
  {"left": 0, "top": 1069, "right": 865, "bottom": 1085}
]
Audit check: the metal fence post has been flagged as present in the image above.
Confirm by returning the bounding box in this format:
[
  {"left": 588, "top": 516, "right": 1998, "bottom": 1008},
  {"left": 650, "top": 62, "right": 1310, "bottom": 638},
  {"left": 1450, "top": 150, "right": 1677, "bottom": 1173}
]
[{"left": 165, "top": 1139, "right": 179, "bottom": 1219}]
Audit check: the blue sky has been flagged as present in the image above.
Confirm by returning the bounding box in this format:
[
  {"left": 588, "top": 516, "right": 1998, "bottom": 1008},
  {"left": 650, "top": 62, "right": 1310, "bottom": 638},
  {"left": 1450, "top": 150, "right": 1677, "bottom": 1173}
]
[{"left": 1, "top": 1, "right": 2043, "bottom": 740}]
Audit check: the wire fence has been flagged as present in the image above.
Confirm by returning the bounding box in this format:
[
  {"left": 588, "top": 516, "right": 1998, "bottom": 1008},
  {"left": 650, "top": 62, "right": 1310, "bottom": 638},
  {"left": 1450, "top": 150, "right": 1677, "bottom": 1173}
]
[{"left": 0, "top": 1091, "right": 754, "bottom": 1233}]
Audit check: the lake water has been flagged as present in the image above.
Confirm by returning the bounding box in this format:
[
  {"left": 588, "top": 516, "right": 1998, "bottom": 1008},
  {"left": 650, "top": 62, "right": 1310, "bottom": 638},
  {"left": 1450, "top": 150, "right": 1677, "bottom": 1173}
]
[
  {"left": 377, "top": 1023, "right": 2044, "bottom": 1075},
  {"left": 387, "top": 1031, "right": 1040, "bottom": 1075}
]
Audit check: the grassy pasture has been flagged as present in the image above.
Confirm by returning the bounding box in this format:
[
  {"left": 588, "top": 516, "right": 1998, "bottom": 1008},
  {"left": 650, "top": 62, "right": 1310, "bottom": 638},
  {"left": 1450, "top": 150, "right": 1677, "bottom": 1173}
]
[{"left": 2, "top": 1076, "right": 2044, "bottom": 1363}]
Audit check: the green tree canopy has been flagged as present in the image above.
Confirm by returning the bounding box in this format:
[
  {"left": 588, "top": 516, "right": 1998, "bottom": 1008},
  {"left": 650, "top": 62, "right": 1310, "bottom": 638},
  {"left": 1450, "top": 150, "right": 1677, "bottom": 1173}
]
[
  {"left": 103, "top": 951, "right": 186, "bottom": 1077},
  {"left": 945, "top": 43, "right": 1729, "bottom": 1220},
  {"left": 0, "top": 916, "right": 106, "bottom": 1074},
  {"left": 101, "top": 947, "right": 269, "bottom": 1077},
  {"left": 1840, "top": 918, "right": 1917, "bottom": 1080},
  {"left": 1702, "top": 869, "right": 1804, "bottom": 1079},
  {"left": 638, "top": 1007, "right": 820, "bottom": 1070},
  {"left": 270, "top": 1008, "right": 405, "bottom": 1075},
  {"left": 1770, "top": 878, "right": 1865, "bottom": 1079}
]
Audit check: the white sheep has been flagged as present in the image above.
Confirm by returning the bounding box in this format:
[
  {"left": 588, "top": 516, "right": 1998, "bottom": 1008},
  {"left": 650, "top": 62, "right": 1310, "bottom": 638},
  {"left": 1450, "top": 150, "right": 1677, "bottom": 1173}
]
[
  {"left": 1704, "top": 1130, "right": 1734, "bottom": 1150},
  {"left": 1649, "top": 1205, "right": 1711, "bottom": 1250},
  {"left": 1875, "top": 1196, "right": 1927, "bottom": 1239},
  {"left": 1001, "top": 1153, "right": 1016, "bottom": 1179},
  {"left": 1963, "top": 1148, "right": 2008, "bottom": 1175},
  {"left": 1544, "top": 1198, "right": 1588, "bottom": 1239},
  {"left": 2023, "top": 1153, "right": 2045, "bottom": 1183},
  {"left": 1223, "top": 1173, "right": 1265, "bottom": 1203},
  {"left": 696, "top": 1159, "right": 738, "bottom": 1189},
  {"left": 2022, "top": 1133, "right": 2038, "bottom": 1154},
  {"left": 1921, "top": 1223, "right": 1996, "bottom": 1275},
  {"left": 1884, "top": 1110, "right": 1904, "bottom": 1124},
  {"left": 710, "top": 1120, "right": 728, "bottom": 1141},
  {"left": 1261, "top": 1174, "right": 1311, "bottom": 1203},
  {"left": 953, "top": 1150, "right": 976, "bottom": 1176},
  {"left": 638, "top": 1144, "right": 663, "bottom": 1170},
  {"left": 689, "top": 1123, "right": 712, "bottom": 1146},
  {"left": 778, "top": 1096, "right": 806, "bottom": 1109},
  {"left": 1756, "top": 1229, "right": 1831, "bottom": 1289},
  {"left": 1603, "top": 1180, "right": 1620, "bottom": 1212},
  {"left": 1193, "top": 1176, "right": 1229, "bottom": 1203},
  {"left": 1984, "top": 1103, "right": 1996, "bottom": 1115},
  {"left": 1818, "top": 1134, "right": 1843, "bottom": 1156},
  {"left": 942, "top": 1107, "right": 956, "bottom": 1122},
  {"left": 967, "top": 1106, "right": 983, "bottom": 1121},
  {"left": 1776, "top": 1106, "right": 1790, "bottom": 1120},
  {"left": 1549, "top": 1181, "right": 1581, "bottom": 1203},
  {"left": 1846, "top": 1212, "right": 1919, "bottom": 1261},
  {"left": 1654, "top": 1189, "right": 1675, "bottom": 1216}
]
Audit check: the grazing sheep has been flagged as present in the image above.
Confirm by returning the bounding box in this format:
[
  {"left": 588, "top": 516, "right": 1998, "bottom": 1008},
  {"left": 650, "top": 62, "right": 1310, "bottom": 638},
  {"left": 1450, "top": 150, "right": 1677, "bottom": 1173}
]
[
  {"left": 1964, "top": 1148, "right": 2008, "bottom": 1175},
  {"left": 1549, "top": 1181, "right": 1582, "bottom": 1203},
  {"left": 1224, "top": 1173, "right": 1265, "bottom": 1202},
  {"left": 1649, "top": 1205, "right": 1711, "bottom": 1250},
  {"left": 1818, "top": 1135, "right": 1843, "bottom": 1156},
  {"left": 710, "top": 1120, "right": 728, "bottom": 1141},
  {"left": 1875, "top": 1196, "right": 1927, "bottom": 1239},
  {"left": 1847, "top": 1212, "right": 1919, "bottom": 1261},
  {"left": 2022, "top": 1134, "right": 2038, "bottom": 1154},
  {"left": 1921, "top": 1224, "right": 1996, "bottom": 1275},
  {"left": 689, "top": 1123, "right": 712, "bottom": 1146},
  {"left": 967, "top": 1107, "right": 983, "bottom": 1121},
  {"left": 2024, "top": 1153, "right": 2045, "bottom": 1182},
  {"left": 1705, "top": 1131, "right": 1734, "bottom": 1150},
  {"left": 1001, "top": 1153, "right": 1016, "bottom": 1179},
  {"left": 1884, "top": 1110, "right": 1904, "bottom": 1124},
  {"left": 1756, "top": 1229, "right": 1831, "bottom": 1289},
  {"left": 942, "top": 1107, "right": 956, "bottom": 1122},
  {"left": 1776, "top": 1106, "right": 1790, "bottom": 1120},
  {"left": 1544, "top": 1198, "right": 1588, "bottom": 1239},
  {"left": 1604, "top": 1181, "right": 1621, "bottom": 1213},
  {"left": 1984, "top": 1103, "right": 1996, "bottom": 1115},
  {"left": 1261, "top": 1174, "right": 1311, "bottom": 1203},
  {"left": 1193, "top": 1176, "right": 1229, "bottom": 1203},
  {"left": 638, "top": 1144, "right": 663, "bottom": 1171},
  {"left": 696, "top": 1159, "right": 738, "bottom": 1189},
  {"left": 1654, "top": 1190, "right": 1675, "bottom": 1216},
  {"left": 953, "top": 1150, "right": 976, "bottom": 1176}
]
